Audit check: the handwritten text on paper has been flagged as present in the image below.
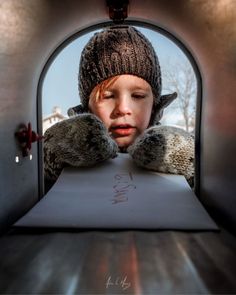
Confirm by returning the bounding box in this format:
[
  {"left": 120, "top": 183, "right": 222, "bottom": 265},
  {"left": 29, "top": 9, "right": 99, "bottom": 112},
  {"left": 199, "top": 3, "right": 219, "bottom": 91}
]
[{"left": 111, "top": 172, "right": 136, "bottom": 204}]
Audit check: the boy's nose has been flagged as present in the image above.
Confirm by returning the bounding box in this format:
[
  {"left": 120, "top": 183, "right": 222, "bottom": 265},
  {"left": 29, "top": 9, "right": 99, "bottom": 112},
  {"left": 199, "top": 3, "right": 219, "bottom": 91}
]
[{"left": 113, "top": 97, "right": 132, "bottom": 116}]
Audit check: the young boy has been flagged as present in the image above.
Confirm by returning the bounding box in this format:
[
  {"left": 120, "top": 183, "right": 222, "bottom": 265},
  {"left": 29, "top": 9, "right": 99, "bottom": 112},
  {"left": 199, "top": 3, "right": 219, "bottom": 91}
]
[{"left": 44, "top": 26, "right": 194, "bottom": 188}]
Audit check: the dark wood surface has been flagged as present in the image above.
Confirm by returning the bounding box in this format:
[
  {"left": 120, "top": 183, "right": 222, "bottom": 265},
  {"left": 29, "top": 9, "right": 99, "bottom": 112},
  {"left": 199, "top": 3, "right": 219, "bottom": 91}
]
[{"left": 0, "top": 227, "right": 236, "bottom": 294}]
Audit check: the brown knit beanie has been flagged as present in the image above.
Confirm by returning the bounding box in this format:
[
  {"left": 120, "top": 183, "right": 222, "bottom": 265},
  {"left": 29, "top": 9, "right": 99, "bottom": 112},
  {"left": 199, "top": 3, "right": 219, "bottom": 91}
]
[
  {"left": 68, "top": 25, "right": 177, "bottom": 125},
  {"left": 79, "top": 25, "right": 161, "bottom": 110}
]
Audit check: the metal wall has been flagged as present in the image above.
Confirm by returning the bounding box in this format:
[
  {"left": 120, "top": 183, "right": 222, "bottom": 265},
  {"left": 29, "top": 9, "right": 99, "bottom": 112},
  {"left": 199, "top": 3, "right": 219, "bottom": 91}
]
[{"left": 0, "top": 0, "right": 235, "bottom": 233}]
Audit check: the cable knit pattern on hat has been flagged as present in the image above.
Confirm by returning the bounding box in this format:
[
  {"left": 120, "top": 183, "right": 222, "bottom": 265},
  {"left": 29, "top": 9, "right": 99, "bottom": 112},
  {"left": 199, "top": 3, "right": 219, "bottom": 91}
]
[{"left": 79, "top": 26, "right": 162, "bottom": 111}]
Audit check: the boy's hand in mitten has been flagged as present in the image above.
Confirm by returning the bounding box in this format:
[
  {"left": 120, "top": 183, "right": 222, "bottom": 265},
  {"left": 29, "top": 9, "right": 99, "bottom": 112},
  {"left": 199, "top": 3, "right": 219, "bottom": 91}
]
[
  {"left": 128, "top": 126, "right": 194, "bottom": 187},
  {"left": 44, "top": 113, "right": 118, "bottom": 181}
]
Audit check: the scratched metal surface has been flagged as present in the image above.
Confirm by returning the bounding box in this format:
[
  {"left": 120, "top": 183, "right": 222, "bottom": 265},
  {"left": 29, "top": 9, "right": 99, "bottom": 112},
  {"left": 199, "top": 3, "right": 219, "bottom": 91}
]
[
  {"left": 0, "top": 229, "right": 236, "bottom": 294},
  {"left": 1, "top": 0, "right": 236, "bottom": 236}
]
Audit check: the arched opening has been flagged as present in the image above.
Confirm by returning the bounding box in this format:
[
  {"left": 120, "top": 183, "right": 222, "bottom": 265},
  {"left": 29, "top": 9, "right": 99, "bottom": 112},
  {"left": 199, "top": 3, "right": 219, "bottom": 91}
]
[{"left": 38, "top": 21, "right": 201, "bottom": 196}]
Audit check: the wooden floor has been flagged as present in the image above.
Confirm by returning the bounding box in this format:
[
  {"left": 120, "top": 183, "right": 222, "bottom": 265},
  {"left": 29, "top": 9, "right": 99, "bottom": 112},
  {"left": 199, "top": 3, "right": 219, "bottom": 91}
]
[{"left": 0, "top": 227, "right": 236, "bottom": 294}]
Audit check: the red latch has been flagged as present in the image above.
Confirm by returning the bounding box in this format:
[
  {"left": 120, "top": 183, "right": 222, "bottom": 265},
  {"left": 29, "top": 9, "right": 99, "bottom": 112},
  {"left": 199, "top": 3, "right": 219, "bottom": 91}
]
[{"left": 15, "top": 122, "right": 43, "bottom": 157}]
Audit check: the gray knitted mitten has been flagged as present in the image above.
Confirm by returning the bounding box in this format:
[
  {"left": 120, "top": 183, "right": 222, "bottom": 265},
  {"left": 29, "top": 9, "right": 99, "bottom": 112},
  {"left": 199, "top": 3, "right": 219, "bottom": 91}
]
[
  {"left": 128, "top": 126, "right": 194, "bottom": 187},
  {"left": 44, "top": 113, "right": 118, "bottom": 181}
]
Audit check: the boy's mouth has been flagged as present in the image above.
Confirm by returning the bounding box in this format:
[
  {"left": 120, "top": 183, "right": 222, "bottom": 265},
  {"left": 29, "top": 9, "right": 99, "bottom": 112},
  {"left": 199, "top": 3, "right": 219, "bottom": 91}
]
[{"left": 110, "top": 124, "right": 135, "bottom": 137}]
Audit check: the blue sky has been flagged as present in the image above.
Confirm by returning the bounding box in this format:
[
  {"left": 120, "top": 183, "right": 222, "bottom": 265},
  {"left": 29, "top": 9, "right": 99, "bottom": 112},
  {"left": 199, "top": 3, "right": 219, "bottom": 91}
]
[{"left": 42, "top": 26, "right": 195, "bottom": 125}]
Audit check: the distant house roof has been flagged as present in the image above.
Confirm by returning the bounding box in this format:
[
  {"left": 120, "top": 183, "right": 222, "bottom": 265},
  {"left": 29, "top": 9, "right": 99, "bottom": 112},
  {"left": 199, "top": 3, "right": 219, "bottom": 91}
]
[
  {"left": 43, "top": 112, "right": 67, "bottom": 122},
  {"left": 43, "top": 106, "right": 67, "bottom": 122}
]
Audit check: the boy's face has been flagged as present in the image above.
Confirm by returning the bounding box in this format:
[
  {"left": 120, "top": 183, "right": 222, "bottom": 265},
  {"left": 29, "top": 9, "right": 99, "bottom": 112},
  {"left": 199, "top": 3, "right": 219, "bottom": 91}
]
[{"left": 89, "top": 75, "right": 154, "bottom": 148}]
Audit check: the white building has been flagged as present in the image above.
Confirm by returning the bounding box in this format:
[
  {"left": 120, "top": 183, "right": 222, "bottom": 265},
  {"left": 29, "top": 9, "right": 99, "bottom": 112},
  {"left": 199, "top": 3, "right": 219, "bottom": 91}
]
[{"left": 43, "top": 106, "right": 67, "bottom": 134}]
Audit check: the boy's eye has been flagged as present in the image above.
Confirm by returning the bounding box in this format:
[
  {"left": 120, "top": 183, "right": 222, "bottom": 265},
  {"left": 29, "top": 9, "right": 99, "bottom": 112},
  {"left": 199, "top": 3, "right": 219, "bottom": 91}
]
[
  {"left": 132, "top": 93, "right": 146, "bottom": 99},
  {"left": 103, "top": 92, "right": 114, "bottom": 99}
]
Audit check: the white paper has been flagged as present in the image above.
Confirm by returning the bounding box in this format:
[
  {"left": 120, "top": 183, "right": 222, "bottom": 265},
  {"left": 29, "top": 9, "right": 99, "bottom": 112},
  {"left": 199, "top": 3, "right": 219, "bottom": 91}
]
[{"left": 14, "top": 153, "right": 218, "bottom": 230}]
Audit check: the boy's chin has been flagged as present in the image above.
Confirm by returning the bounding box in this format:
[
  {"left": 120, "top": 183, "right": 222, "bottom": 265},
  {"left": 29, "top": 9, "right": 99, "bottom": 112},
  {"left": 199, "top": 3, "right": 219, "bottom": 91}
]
[{"left": 115, "top": 137, "right": 135, "bottom": 150}]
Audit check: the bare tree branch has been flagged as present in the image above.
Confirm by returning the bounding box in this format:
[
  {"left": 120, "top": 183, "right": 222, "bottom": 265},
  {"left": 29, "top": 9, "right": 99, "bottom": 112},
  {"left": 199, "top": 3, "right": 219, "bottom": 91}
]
[{"left": 162, "top": 59, "right": 197, "bottom": 132}]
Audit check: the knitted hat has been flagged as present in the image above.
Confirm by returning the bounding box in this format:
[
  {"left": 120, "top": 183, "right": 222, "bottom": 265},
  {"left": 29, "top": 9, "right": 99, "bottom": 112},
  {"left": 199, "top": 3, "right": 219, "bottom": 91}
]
[
  {"left": 79, "top": 25, "right": 161, "bottom": 109},
  {"left": 68, "top": 25, "right": 177, "bottom": 125}
]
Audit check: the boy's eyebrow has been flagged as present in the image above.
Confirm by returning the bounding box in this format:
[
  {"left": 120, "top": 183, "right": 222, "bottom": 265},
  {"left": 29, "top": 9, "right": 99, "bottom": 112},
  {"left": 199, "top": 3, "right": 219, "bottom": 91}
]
[
  {"left": 131, "top": 86, "right": 149, "bottom": 91},
  {"left": 106, "top": 86, "right": 150, "bottom": 92},
  {"left": 104, "top": 89, "right": 113, "bottom": 92},
  {"left": 130, "top": 86, "right": 151, "bottom": 93}
]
